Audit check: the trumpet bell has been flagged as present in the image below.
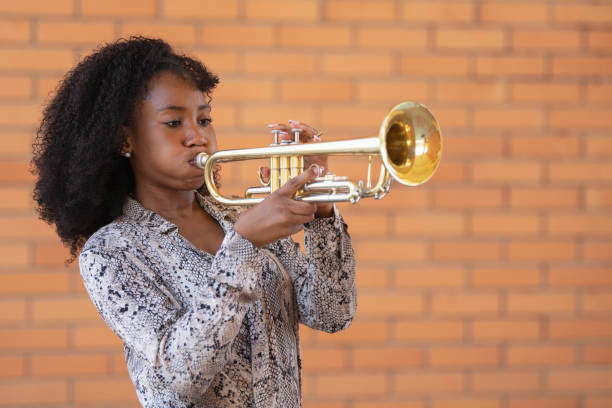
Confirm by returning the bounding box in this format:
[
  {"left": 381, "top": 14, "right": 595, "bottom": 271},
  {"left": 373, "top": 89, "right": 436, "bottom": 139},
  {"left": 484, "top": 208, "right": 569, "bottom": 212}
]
[{"left": 380, "top": 101, "right": 442, "bottom": 186}]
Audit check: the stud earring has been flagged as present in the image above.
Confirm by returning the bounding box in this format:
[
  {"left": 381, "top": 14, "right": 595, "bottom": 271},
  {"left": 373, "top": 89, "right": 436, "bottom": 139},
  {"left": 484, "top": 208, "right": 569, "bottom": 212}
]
[{"left": 124, "top": 152, "right": 131, "bottom": 158}]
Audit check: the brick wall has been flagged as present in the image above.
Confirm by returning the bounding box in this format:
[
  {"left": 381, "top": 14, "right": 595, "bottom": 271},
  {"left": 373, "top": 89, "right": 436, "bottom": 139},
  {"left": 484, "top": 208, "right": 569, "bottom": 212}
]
[{"left": 1, "top": 0, "right": 611, "bottom": 407}]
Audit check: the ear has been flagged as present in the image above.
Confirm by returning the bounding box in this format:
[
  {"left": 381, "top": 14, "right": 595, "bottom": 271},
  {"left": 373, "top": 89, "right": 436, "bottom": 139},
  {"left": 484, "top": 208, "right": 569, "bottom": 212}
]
[{"left": 120, "top": 126, "right": 134, "bottom": 156}]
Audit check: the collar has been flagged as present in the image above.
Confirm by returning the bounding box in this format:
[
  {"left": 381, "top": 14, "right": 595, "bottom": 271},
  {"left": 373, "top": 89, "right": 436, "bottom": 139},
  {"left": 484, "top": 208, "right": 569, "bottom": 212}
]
[{"left": 121, "top": 192, "right": 243, "bottom": 235}]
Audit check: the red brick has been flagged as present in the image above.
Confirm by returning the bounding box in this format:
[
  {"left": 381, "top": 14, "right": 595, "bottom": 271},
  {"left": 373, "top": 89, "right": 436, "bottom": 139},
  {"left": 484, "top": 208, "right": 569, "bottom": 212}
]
[
  {"left": 357, "top": 80, "right": 429, "bottom": 102},
  {"left": 553, "top": 57, "right": 612, "bottom": 77},
  {"left": 511, "top": 188, "right": 578, "bottom": 209},
  {"left": 202, "top": 24, "right": 275, "bottom": 47},
  {"left": 507, "top": 345, "right": 576, "bottom": 366},
  {"left": 39, "top": 21, "right": 115, "bottom": 44},
  {"left": 472, "top": 161, "right": 542, "bottom": 183},
  {"left": 549, "top": 162, "right": 612, "bottom": 182},
  {"left": 280, "top": 26, "right": 351, "bottom": 48},
  {"left": 0, "top": 272, "right": 71, "bottom": 294},
  {"left": 432, "top": 399, "right": 501, "bottom": 408},
  {"left": 317, "top": 373, "right": 386, "bottom": 397},
  {"left": 0, "top": 244, "right": 29, "bottom": 267},
  {"left": 74, "top": 327, "right": 123, "bottom": 349},
  {"left": 586, "top": 188, "right": 612, "bottom": 208},
  {"left": 281, "top": 79, "right": 352, "bottom": 102},
  {"left": 474, "top": 109, "right": 544, "bottom": 129},
  {"left": 472, "top": 371, "right": 540, "bottom": 392},
  {"left": 472, "top": 214, "right": 540, "bottom": 236},
  {"left": 32, "top": 297, "right": 100, "bottom": 323},
  {"left": 477, "top": 56, "right": 545, "bottom": 76},
  {"left": 509, "top": 397, "right": 578, "bottom": 408},
  {"left": 512, "top": 29, "right": 580, "bottom": 50},
  {"left": 82, "top": 0, "right": 156, "bottom": 16},
  {"left": 507, "top": 293, "right": 576, "bottom": 314},
  {"left": 440, "top": 134, "right": 504, "bottom": 158},
  {"left": 435, "top": 80, "right": 505, "bottom": 103},
  {"left": 188, "top": 50, "right": 239, "bottom": 74},
  {"left": 0, "top": 381, "right": 67, "bottom": 405},
  {"left": 325, "top": 0, "right": 395, "bottom": 21},
  {"left": 472, "top": 266, "right": 540, "bottom": 288},
  {"left": 481, "top": 2, "right": 548, "bottom": 23},
  {"left": 0, "top": 18, "right": 30, "bottom": 42},
  {"left": 322, "top": 53, "right": 393, "bottom": 75},
  {"left": 0, "top": 130, "right": 33, "bottom": 154},
  {"left": 394, "top": 372, "right": 464, "bottom": 393},
  {"left": 0, "top": 0, "right": 72, "bottom": 14},
  {"left": 587, "top": 135, "right": 612, "bottom": 156},
  {"left": 357, "top": 27, "right": 428, "bottom": 49},
  {"left": 554, "top": 4, "right": 612, "bottom": 24},
  {"left": 401, "top": 55, "right": 470, "bottom": 76},
  {"left": 32, "top": 353, "right": 108, "bottom": 376},
  {"left": 429, "top": 108, "right": 469, "bottom": 129},
  {"left": 549, "top": 318, "right": 612, "bottom": 339},
  {"left": 401, "top": 1, "right": 474, "bottom": 23},
  {"left": 355, "top": 401, "right": 423, "bottom": 408},
  {"left": 511, "top": 135, "right": 580, "bottom": 156},
  {"left": 358, "top": 294, "right": 423, "bottom": 316},
  {"left": 551, "top": 109, "right": 612, "bottom": 129},
  {"left": 243, "top": 51, "right": 316, "bottom": 74},
  {"left": 395, "top": 214, "right": 465, "bottom": 236},
  {"left": 549, "top": 266, "right": 612, "bottom": 288},
  {"left": 355, "top": 240, "right": 427, "bottom": 263},
  {"left": 246, "top": 0, "right": 318, "bottom": 20},
  {"left": 0, "top": 328, "right": 68, "bottom": 350},
  {"left": 242, "top": 105, "right": 315, "bottom": 128},
  {"left": 434, "top": 188, "right": 504, "bottom": 209},
  {"left": 0, "top": 102, "right": 41, "bottom": 126},
  {"left": 586, "top": 397, "right": 612, "bottom": 408},
  {"left": 318, "top": 320, "right": 389, "bottom": 345},
  {"left": 588, "top": 31, "right": 612, "bottom": 51},
  {"left": 433, "top": 241, "right": 502, "bottom": 261},
  {"left": 395, "top": 266, "right": 465, "bottom": 289},
  {"left": 511, "top": 82, "right": 580, "bottom": 103},
  {"left": 0, "top": 299, "right": 26, "bottom": 323},
  {"left": 164, "top": 0, "right": 238, "bottom": 18},
  {"left": 353, "top": 345, "right": 423, "bottom": 369},
  {"left": 436, "top": 28, "right": 505, "bottom": 50},
  {"left": 301, "top": 347, "right": 347, "bottom": 370},
  {"left": 0, "top": 356, "right": 24, "bottom": 378},
  {"left": 548, "top": 368, "right": 612, "bottom": 390},
  {"left": 0, "top": 215, "right": 56, "bottom": 239},
  {"left": 548, "top": 215, "right": 612, "bottom": 236},
  {"left": 473, "top": 319, "right": 540, "bottom": 340},
  {"left": 509, "top": 240, "right": 576, "bottom": 261},
  {"left": 583, "top": 292, "right": 612, "bottom": 313},
  {"left": 584, "top": 345, "right": 612, "bottom": 365},
  {"left": 395, "top": 320, "right": 464, "bottom": 342},
  {"left": 214, "top": 79, "right": 276, "bottom": 102},
  {"left": 355, "top": 266, "right": 389, "bottom": 290},
  {"left": 320, "top": 105, "right": 393, "bottom": 130},
  {"left": 120, "top": 23, "right": 196, "bottom": 45},
  {"left": 427, "top": 161, "right": 468, "bottom": 184},
  {"left": 430, "top": 345, "right": 499, "bottom": 367},
  {"left": 432, "top": 293, "right": 499, "bottom": 315},
  {"left": 0, "top": 186, "right": 32, "bottom": 210},
  {"left": 74, "top": 378, "right": 138, "bottom": 403}
]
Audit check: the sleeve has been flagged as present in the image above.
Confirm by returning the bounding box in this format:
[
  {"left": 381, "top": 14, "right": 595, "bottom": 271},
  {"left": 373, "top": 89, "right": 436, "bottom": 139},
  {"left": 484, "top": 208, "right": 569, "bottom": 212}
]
[
  {"left": 271, "top": 204, "right": 357, "bottom": 333},
  {"left": 78, "top": 229, "right": 262, "bottom": 398}
]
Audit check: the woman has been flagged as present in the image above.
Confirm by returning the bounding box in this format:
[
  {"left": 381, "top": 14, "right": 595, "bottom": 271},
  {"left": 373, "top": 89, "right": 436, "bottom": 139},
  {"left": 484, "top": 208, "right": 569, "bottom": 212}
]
[{"left": 32, "top": 37, "right": 356, "bottom": 407}]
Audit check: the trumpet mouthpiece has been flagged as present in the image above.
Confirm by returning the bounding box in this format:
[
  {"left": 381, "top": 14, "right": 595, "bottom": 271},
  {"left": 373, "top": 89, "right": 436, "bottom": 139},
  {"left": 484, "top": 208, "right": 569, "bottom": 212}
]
[{"left": 194, "top": 153, "right": 209, "bottom": 169}]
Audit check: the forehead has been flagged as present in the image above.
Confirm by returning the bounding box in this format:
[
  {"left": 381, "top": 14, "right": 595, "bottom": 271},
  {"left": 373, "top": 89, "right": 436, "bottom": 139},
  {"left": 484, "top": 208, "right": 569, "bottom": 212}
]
[{"left": 144, "top": 71, "right": 207, "bottom": 107}]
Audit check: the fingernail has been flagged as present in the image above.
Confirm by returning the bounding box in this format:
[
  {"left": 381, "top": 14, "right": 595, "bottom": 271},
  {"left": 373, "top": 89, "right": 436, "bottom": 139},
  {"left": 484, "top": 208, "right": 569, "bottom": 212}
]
[
  {"left": 288, "top": 119, "right": 301, "bottom": 124},
  {"left": 313, "top": 135, "right": 322, "bottom": 142},
  {"left": 267, "top": 123, "right": 279, "bottom": 127},
  {"left": 279, "top": 131, "right": 289, "bottom": 135},
  {"left": 310, "top": 164, "right": 319, "bottom": 176}
]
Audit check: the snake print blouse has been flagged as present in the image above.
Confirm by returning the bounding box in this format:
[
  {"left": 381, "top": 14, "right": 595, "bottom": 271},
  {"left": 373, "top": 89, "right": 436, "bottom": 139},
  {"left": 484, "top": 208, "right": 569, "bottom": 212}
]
[{"left": 79, "top": 192, "right": 356, "bottom": 407}]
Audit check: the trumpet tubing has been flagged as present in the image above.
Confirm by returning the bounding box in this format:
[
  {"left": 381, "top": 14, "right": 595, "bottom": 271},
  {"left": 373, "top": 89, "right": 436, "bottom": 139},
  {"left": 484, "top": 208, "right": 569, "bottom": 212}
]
[{"left": 195, "top": 101, "right": 442, "bottom": 206}]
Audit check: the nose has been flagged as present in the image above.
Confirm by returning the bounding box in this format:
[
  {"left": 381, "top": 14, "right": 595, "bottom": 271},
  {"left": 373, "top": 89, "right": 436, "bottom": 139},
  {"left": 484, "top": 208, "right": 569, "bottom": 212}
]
[{"left": 184, "top": 120, "right": 207, "bottom": 147}]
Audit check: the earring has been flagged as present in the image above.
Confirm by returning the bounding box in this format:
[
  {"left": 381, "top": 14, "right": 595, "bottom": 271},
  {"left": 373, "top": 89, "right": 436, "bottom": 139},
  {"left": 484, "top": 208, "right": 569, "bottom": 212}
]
[{"left": 124, "top": 152, "right": 131, "bottom": 158}]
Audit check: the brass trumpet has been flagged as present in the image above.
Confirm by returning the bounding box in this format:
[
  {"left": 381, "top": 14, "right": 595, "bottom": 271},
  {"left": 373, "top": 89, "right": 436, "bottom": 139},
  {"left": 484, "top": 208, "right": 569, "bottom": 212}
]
[{"left": 195, "top": 101, "right": 442, "bottom": 206}]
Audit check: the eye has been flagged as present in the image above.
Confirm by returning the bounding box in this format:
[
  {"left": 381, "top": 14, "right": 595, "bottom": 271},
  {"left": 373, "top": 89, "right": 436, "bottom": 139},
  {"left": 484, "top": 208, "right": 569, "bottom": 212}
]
[
  {"left": 164, "top": 120, "right": 181, "bottom": 128},
  {"left": 199, "top": 118, "right": 212, "bottom": 127}
]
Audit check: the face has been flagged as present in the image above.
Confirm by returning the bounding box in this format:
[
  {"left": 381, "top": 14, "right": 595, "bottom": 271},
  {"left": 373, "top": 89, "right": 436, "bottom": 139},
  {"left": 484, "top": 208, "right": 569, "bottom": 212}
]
[{"left": 126, "top": 71, "right": 217, "bottom": 192}]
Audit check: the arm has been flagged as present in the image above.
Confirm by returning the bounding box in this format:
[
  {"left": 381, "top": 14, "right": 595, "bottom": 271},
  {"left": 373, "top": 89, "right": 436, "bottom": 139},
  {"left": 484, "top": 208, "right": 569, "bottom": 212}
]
[
  {"left": 272, "top": 204, "right": 357, "bottom": 333},
  {"left": 79, "top": 228, "right": 261, "bottom": 398}
]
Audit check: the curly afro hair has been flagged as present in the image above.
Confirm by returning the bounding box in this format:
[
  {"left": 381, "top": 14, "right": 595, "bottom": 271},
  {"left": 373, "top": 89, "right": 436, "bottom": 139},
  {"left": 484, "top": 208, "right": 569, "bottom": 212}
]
[{"left": 32, "top": 36, "right": 219, "bottom": 261}]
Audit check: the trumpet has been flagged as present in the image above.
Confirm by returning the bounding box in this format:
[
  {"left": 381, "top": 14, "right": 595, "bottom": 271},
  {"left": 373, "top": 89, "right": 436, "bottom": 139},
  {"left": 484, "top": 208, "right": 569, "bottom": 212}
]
[{"left": 195, "top": 101, "right": 442, "bottom": 206}]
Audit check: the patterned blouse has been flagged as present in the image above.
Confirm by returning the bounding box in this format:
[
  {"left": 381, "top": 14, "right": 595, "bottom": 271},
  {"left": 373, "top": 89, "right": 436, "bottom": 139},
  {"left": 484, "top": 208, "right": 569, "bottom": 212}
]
[{"left": 79, "top": 192, "right": 356, "bottom": 408}]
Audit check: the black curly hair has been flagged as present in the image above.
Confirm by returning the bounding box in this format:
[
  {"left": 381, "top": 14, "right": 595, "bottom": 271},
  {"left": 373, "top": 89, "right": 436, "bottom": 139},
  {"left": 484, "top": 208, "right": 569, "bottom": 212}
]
[{"left": 32, "top": 36, "right": 219, "bottom": 261}]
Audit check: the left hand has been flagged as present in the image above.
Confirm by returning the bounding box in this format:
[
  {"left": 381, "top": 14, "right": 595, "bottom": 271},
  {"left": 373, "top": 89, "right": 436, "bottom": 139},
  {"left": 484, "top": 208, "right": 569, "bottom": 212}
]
[{"left": 262, "top": 120, "right": 333, "bottom": 218}]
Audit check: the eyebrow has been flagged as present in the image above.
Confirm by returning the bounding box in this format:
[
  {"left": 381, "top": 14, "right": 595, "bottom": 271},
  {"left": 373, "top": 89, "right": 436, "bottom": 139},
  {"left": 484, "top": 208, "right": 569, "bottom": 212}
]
[{"left": 158, "top": 104, "right": 210, "bottom": 112}]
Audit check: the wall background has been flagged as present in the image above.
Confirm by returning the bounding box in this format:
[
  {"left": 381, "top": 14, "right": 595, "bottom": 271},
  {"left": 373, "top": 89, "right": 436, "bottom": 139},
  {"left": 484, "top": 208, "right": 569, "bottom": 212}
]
[{"left": 1, "top": 0, "right": 611, "bottom": 407}]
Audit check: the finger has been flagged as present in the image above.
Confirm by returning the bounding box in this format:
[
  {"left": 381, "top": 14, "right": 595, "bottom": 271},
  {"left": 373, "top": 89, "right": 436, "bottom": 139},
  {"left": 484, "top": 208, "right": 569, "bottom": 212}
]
[
  {"left": 288, "top": 120, "right": 321, "bottom": 142},
  {"left": 276, "top": 164, "right": 320, "bottom": 197},
  {"left": 288, "top": 199, "right": 317, "bottom": 216},
  {"left": 258, "top": 166, "right": 271, "bottom": 184}
]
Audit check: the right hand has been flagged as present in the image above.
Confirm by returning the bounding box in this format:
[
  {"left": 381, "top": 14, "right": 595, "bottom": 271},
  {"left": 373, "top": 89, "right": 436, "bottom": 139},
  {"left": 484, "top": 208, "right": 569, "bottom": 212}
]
[{"left": 233, "top": 165, "right": 320, "bottom": 248}]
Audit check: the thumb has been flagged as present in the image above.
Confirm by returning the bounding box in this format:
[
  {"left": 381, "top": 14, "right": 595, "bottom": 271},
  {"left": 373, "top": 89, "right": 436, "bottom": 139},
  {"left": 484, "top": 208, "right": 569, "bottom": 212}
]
[{"left": 276, "top": 164, "right": 320, "bottom": 197}]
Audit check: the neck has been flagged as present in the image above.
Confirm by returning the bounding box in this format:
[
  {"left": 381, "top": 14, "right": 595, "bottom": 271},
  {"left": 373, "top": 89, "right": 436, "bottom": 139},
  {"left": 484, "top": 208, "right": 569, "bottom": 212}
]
[{"left": 133, "top": 183, "right": 196, "bottom": 222}]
